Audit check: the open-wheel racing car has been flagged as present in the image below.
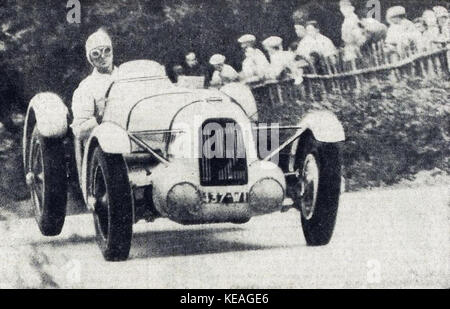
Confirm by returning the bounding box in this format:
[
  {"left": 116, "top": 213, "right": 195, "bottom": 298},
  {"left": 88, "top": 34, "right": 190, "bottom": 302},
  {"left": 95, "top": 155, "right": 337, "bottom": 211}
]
[{"left": 23, "top": 60, "right": 345, "bottom": 261}]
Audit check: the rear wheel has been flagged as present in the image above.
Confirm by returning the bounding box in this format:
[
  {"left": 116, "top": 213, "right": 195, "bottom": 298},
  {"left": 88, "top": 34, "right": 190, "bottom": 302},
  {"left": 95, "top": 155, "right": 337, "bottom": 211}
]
[
  {"left": 88, "top": 146, "right": 133, "bottom": 261},
  {"left": 293, "top": 135, "right": 341, "bottom": 246},
  {"left": 28, "top": 127, "right": 67, "bottom": 236}
]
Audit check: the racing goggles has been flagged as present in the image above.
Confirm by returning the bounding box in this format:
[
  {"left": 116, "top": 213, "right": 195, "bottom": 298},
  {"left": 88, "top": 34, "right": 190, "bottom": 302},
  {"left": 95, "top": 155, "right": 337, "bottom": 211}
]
[{"left": 90, "top": 46, "right": 112, "bottom": 59}]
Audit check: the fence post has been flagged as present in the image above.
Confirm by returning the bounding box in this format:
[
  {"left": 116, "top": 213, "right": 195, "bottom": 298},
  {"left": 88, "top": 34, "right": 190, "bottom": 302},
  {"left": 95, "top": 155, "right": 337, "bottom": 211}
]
[
  {"left": 350, "top": 58, "right": 362, "bottom": 93},
  {"left": 427, "top": 52, "right": 437, "bottom": 79},
  {"left": 327, "top": 56, "right": 341, "bottom": 95},
  {"left": 370, "top": 43, "right": 381, "bottom": 87},
  {"left": 434, "top": 50, "right": 444, "bottom": 77}
]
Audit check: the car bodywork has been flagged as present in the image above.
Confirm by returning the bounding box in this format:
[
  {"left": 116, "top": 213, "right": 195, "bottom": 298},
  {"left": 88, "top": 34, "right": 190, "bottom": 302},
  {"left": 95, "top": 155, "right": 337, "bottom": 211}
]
[{"left": 23, "top": 60, "right": 345, "bottom": 259}]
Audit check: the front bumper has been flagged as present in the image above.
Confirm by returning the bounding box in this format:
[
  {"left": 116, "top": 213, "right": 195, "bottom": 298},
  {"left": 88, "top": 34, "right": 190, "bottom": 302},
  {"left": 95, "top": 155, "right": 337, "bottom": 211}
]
[{"left": 150, "top": 159, "right": 286, "bottom": 224}]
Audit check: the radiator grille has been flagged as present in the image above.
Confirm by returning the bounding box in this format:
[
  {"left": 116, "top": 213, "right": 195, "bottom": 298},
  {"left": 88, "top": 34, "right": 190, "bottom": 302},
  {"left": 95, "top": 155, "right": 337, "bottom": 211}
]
[{"left": 200, "top": 119, "right": 248, "bottom": 186}]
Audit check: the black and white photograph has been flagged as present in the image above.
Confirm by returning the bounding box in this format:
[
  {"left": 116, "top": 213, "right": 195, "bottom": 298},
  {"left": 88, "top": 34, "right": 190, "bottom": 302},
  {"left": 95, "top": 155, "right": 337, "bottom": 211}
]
[{"left": 0, "top": 0, "right": 448, "bottom": 290}]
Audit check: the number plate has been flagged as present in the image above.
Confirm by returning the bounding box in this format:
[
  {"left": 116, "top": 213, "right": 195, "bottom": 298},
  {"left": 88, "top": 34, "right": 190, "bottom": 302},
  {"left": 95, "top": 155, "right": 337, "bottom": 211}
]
[{"left": 202, "top": 191, "right": 249, "bottom": 204}]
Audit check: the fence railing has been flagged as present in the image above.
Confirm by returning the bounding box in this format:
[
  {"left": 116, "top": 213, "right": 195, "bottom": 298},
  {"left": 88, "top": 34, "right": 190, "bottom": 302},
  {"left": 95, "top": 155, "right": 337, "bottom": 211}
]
[{"left": 250, "top": 45, "right": 450, "bottom": 105}]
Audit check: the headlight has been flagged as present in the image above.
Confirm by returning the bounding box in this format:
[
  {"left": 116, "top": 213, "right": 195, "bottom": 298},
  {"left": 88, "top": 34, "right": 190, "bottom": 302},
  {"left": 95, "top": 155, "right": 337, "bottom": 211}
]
[
  {"left": 249, "top": 178, "right": 284, "bottom": 213},
  {"left": 167, "top": 182, "right": 202, "bottom": 216}
]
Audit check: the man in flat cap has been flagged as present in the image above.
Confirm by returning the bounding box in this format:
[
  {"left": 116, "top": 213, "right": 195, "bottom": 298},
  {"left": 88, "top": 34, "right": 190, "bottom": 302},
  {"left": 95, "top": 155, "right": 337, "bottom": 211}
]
[
  {"left": 71, "top": 28, "right": 118, "bottom": 142},
  {"left": 208, "top": 54, "right": 239, "bottom": 89},
  {"left": 238, "top": 34, "right": 269, "bottom": 84},
  {"left": 385, "top": 6, "right": 421, "bottom": 56}
]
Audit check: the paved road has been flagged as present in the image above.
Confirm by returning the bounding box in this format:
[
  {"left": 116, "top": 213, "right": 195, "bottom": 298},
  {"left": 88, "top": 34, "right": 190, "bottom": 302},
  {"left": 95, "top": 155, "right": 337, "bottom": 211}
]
[{"left": 1, "top": 185, "right": 448, "bottom": 288}]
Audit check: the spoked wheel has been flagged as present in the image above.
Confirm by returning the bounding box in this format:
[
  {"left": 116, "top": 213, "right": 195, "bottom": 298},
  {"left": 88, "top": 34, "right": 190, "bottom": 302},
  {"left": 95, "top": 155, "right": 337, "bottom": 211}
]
[
  {"left": 294, "top": 134, "right": 341, "bottom": 246},
  {"left": 300, "top": 154, "right": 320, "bottom": 221},
  {"left": 88, "top": 146, "right": 133, "bottom": 261},
  {"left": 27, "top": 127, "right": 67, "bottom": 236}
]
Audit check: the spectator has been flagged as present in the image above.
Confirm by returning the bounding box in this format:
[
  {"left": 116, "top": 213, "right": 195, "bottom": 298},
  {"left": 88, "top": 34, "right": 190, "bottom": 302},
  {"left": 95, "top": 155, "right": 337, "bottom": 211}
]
[
  {"left": 294, "top": 24, "right": 307, "bottom": 42},
  {"left": 385, "top": 6, "right": 421, "bottom": 56},
  {"left": 413, "top": 18, "right": 433, "bottom": 52},
  {"left": 433, "top": 6, "right": 449, "bottom": 45},
  {"left": 262, "top": 36, "right": 302, "bottom": 84},
  {"left": 422, "top": 10, "right": 441, "bottom": 49},
  {"left": 237, "top": 34, "right": 269, "bottom": 84},
  {"left": 208, "top": 54, "right": 239, "bottom": 89},
  {"left": 183, "top": 52, "right": 204, "bottom": 76},
  {"left": 360, "top": 17, "right": 387, "bottom": 47},
  {"left": 290, "top": 22, "right": 307, "bottom": 53},
  {"left": 172, "top": 64, "right": 184, "bottom": 83},
  {"left": 340, "top": 0, "right": 365, "bottom": 61},
  {"left": 296, "top": 21, "right": 337, "bottom": 61},
  {"left": 183, "top": 52, "right": 208, "bottom": 87},
  {"left": 292, "top": 21, "right": 311, "bottom": 79}
]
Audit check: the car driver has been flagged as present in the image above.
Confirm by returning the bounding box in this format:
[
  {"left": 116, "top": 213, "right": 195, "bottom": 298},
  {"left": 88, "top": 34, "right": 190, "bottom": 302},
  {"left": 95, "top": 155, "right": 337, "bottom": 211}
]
[{"left": 71, "top": 28, "right": 118, "bottom": 143}]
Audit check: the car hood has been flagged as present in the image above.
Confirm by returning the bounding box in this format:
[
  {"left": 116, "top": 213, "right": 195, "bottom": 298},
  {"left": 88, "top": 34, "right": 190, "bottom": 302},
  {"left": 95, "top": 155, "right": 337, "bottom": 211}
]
[{"left": 102, "top": 86, "right": 241, "bottom": 131}]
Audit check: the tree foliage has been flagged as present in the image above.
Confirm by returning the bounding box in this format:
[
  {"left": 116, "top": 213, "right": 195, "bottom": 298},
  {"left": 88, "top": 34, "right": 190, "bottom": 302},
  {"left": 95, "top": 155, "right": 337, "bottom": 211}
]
[{"left": 0, "top": 0, "right": 448, "bottom": 111}]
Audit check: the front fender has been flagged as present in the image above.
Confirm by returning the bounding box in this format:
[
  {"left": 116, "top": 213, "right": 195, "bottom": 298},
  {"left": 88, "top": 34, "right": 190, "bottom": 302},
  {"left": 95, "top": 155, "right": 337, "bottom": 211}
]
[
  {"left": 288, "top": 111, "right": 345, "bottom": 172},
  {"left": 297, "top": 111, "right": 345, "bottom": 143},
  {"left": 88, "top": 122, "right": 132, "bottom": 154},
  {"left": 80, "top": 122, "right": 132, "bottom": 204},
  {"left": 28, "top": 92, "right": 69, "bottom": 138},
  {"left": 23, "top": 92, "right": 68, "bottom": 171}
]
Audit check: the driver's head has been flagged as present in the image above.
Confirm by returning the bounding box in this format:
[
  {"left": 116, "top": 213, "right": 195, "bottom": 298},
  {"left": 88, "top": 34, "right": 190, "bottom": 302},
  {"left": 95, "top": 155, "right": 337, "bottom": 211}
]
[{"left": 86, "top": 29, "right": 113, "bottom": 74}]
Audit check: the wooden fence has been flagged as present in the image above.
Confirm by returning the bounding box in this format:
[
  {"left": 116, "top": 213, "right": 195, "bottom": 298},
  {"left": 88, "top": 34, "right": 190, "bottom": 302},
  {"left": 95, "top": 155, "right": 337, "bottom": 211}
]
[{"left": 250, "top": 45, "right": 450, "bottom": 105}]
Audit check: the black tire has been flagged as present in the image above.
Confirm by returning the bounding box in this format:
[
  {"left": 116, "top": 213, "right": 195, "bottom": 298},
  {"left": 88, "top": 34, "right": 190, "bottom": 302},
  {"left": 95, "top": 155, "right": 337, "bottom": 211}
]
[
  {"left": 88, "top": 146, "right": 133, "bottom": 261},
  {"left": 294, "top": 134, "right": 341, "bottom": 246},
  {"left": 28, "top": 127, "right": 67, "bottom": 236}
]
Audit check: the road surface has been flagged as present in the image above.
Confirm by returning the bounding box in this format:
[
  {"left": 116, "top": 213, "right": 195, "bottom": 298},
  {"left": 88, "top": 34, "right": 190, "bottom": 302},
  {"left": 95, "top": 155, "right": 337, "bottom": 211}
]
[{"left": 0, "top": 185, "right": 448, "bottom": 288}]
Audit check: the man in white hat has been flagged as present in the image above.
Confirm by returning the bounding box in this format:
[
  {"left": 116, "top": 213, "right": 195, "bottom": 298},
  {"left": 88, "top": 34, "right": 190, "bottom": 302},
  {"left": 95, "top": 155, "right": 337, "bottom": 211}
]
[
  {"left": 385, "top": 6, "right": 421, "bottom": 56},
  {"left": 71, "top": 28, "right": 118, "bottom": 142},
  {"left": 238, "top": 34, "right": 269, "bottom": 84},
  {"left": 208, "top": 54, "right": 239, "bottom": 89},
  {"left": 295, "top": 21, "right": 337, "bottom": 61},
  {"left": 262, "top": 36, "right": 301, "bottom": 83}
]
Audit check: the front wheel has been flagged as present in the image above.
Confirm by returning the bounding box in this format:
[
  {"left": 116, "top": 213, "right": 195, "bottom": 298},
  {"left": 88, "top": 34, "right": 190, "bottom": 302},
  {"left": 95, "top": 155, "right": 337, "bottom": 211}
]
[
  {"left": 27, "top": 127, "right": 67, "bottom": 236},
  {"left": 293, "top": 136, "right": 341, "bottom": 246},
  {"left": 88, "top": 146, "right": 133, "bottom": 261}
]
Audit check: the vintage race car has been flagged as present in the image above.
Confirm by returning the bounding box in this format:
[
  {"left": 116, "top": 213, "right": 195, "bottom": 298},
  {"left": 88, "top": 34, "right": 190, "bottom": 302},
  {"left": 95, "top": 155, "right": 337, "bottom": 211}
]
[{"left": 23, "top": 60, "right": 345, "bottom": 261}]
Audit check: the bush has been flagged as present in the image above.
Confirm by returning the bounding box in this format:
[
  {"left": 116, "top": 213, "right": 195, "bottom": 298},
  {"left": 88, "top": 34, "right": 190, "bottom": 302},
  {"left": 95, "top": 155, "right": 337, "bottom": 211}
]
[{"left": 257, "top": 78, "right": 450, "bottom": 191}]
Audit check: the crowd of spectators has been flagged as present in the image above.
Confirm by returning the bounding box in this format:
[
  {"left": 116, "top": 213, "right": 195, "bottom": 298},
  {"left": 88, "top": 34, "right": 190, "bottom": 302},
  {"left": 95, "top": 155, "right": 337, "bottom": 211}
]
[{"left": 170, "top": 1, "right": 449, "bottom": 89}]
